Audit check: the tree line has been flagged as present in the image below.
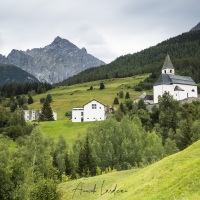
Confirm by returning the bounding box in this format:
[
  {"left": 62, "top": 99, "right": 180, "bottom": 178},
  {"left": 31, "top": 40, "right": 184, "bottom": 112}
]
[
  {"left": 0, "top": 82, "right": 52, "bottom": 98},
  {"left": 57, "top": 30, "right": 200, "bottom": 86}
]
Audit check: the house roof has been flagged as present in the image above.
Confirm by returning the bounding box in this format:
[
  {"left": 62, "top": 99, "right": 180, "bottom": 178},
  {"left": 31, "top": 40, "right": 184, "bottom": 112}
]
[
  {"left": 83, "top": 99, "right": 106, "bottom": 107},
  {"left": 162, "top": 55, "right": 174, "bottom": 70},
  {"left": 154, "top": 74, "right": 197, "bottom": 86}
]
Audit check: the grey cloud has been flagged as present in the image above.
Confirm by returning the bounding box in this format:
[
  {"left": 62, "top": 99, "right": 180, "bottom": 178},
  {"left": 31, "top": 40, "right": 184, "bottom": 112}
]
[{"left": 0, "top": 0, "right": 200, "bottom": 62}]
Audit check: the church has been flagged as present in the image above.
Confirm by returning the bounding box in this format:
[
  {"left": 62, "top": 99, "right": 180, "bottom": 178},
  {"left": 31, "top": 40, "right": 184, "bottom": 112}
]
[{"left": 153, "top": 55, "right": 198, "bottom": 103}]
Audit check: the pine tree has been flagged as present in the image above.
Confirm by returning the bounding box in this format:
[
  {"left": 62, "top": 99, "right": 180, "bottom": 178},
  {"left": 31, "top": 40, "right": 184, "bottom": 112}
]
[
  {"left": 119, "top": 91, "right": 124, "bottom": 98},
  {"left": 125, "top": 92, "right": 130, "bottom": 99},
  {"left": 39, "top": 101, "right": 54, "bottom": 121},
  {"left": 100, "top": 82, "right": 105, "bottom": 90},
  {"left": 65, "top": 151, "right": 72, "bottom": 176},
  {"left": 46, "top": 94, "right": 53, "bottom": 103},
  {"left": 77, "top": 135, "right": 96, "bottom": 177},
  {"left": 28, "top": 95, "right": 34, "bottom": 104},
  {"left": 113, "top": 97, "right": 119, "bottom": 105}
]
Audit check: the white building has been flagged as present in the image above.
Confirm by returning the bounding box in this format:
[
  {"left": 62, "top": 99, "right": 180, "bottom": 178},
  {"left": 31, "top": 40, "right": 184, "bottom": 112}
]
[
  {"left": 72, "top": 99, "right": 106, "bottom": 122},
  {"left": 153, "top": 55, "right": 198, "bottom": 103},
  {"left": 24, "top": 110, "right": 57, "bottom": 121}
]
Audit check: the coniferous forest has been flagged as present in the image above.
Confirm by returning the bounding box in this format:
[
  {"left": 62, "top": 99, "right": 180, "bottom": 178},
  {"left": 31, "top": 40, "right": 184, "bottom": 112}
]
[{"left": 58, "top": 30, "right": 200, "bottom": 86}]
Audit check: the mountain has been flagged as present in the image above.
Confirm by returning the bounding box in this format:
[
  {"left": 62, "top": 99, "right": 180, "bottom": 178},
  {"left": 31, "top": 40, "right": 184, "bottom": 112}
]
[
  {"left": 58, "top": 29, "right": 200, "bottom": 86},
  {"left": 0, "top": 36, "right": 105, "bottom": 84},
  {"left": 58, "top": 140, "right": 200, "bottom": 200},
  {"left": 190, "top": 22, "right": 200, "bottom": 31},
  {"left": 0, "top": 64, "right": 39, "bottom": 85}
]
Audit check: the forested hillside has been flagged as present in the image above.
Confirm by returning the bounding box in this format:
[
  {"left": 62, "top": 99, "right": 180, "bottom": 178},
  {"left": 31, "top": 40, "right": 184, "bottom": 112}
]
[
  {"left": 0, "top": 64, "right": 39, "bottom": 85},
  {"left": 58, "top": 30, "right": 200, "bottom": 86}
]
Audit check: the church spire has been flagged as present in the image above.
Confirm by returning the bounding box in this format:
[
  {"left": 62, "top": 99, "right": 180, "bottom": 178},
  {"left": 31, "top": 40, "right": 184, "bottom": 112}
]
[{"left": 162, "top": 54, "right": 175, "bottom": 75}]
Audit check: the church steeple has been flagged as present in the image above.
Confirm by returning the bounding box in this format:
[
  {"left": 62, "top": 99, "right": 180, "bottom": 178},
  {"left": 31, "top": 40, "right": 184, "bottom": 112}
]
[{"left": 162, "top": 54, "right": 175, "bottom": 75}]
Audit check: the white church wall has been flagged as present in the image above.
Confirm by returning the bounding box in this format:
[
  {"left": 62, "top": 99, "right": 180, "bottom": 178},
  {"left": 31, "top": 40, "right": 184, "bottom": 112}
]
[
  {"left": 174, "top": 84, "right": 197, "bottom": 100},
  {"left": 154, "top": 84, "right": 197, "bottom": 103},
  {"left": 153, "top": 85, "right": 174, "bottom": 103}
]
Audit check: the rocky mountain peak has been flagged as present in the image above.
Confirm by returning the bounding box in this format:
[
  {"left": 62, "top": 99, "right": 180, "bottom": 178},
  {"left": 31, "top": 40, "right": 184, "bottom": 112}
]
[
  {"left": 190, "top": 22, "right": 200, "bottom": 31},
  {"left": 0, "top": 37, "right": 105, "bottom": 83},
  {"left": 49, "top": 36, "right": 77, "bottom": 50}
]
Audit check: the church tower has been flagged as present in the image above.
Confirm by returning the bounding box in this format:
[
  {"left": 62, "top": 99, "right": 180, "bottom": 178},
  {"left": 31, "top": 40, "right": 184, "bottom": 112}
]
[{"left": 161, "top": 54, "right": 175, "bottom": 75}]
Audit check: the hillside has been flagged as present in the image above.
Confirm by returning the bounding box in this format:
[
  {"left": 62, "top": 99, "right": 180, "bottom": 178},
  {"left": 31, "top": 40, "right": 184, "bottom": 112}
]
[
  {"left": 0, "top": 36, "right": 105, "bottom": 83},
  {"left": 28, "top": 74, "right": 148, "bottom": 120},
  {"left": 0, "top": 64, "right": 39, "bottom": 85},
  {"left": 58, "top": 30, "right": 200, "bottom": 86},
  {"left": 58, "top": 139, "right": 200, "bottom": 200}
]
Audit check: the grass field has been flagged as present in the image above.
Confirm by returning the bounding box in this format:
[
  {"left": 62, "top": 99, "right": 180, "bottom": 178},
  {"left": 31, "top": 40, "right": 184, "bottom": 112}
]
[
  {"left": 7, "top": 74, "right": 149, "bottom": 150},
  {"left": 25, "top": 74, "right": 150, "bottom": 146},
  {"left": 28, "top": 74, "right": 150, "bottom": 120},
  {"left": 58, "top": 140, "right": 200, "bottom": 200},
  {"left": 38, "top": 120, "right": 93, "bottom": 147}
]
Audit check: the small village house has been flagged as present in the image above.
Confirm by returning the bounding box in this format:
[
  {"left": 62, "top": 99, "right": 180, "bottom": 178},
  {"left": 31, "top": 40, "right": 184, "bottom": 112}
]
[
  {"left": 24, "top": 110, "right": 57, "bottom": 122},
  {"left": 72, "top": 99, "right": 106, "bottom": 122}
]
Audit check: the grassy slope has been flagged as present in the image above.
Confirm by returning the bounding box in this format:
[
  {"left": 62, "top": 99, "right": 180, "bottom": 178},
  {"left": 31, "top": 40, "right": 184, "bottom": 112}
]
[
  {"left": 29, "top": 74, "right": 149, "bottom": 120},
  {"left": 58, "top": 140, "right": 200, "bottom": 200},
  {"left": 26, "top": 75, "right": 149, "bottom": 145}
]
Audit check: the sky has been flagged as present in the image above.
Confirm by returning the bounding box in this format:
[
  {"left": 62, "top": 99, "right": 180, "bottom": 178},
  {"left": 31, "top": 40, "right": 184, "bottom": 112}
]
[{"left": 0, "top": 0, "right": 200, "bottom": 63}]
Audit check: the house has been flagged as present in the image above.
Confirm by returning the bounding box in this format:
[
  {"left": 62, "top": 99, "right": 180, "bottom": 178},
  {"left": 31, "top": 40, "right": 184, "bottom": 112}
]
[
  {"left": 72, "top": 99, "right": 106, "bottom": 122},
  {"left": 134, "top": 92, "right": 154, "bottom": 104},
  {"left": 153, "top": 55, "right": 198, "bottom": 103},
  {"left": 24, "top": 110, "right": 57, "bottom": 121}
]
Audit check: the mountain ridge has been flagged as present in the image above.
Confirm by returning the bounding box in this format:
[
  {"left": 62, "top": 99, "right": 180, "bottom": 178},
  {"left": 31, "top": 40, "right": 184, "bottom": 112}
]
[
  {"left": 0, "top": 36, "right": 105, "bottom": 84},
  {"left": 0, "top": 64, "right": 39, "bottom": 85},
  {"left": 190, "top": 22, "right": 200, "bottom": 31}
]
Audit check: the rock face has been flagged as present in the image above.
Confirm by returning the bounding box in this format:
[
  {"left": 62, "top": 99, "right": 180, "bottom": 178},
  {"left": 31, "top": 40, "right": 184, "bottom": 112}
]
[
  {"left": 190, "top": 22, "right": 200, "bottom": 31},
  {"left": 0, "top": 36, "right": 105, "bottom": 83}
]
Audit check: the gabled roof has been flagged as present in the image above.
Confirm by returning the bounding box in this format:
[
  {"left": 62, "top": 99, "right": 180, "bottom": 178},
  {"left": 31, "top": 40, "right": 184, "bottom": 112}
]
[
  {"left": 162, "top": 55, "right": 174, "bottom": 70},
  {"left": 83, "top": 99, "right": 106, "bottom": 107},
  {"left": 154, "top": 74, "right": 197, "bottom": 86}
]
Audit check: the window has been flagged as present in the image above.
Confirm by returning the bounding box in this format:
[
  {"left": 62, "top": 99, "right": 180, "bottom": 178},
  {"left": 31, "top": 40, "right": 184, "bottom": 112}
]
[
  {"left": 99, "top": 107, "right": 101, "bottom": 109},
  {"left": 164, "top": 70, "right": 166, "bottom": 73},
  {"left": 192, "top": 89, "right": 195, "bottom": 92},
  {"left": 92, "top": 104, "right": 97, "bottom": 109},
  {"left": 81, "top": 112, "right": 83, "bottom": 116},
  {"left": 170, "top": 70, "right": 172, "bottom": 73}
]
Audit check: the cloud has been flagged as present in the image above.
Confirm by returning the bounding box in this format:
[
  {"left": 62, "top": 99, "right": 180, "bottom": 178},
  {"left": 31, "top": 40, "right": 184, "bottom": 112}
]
[{"left": 0, "top": 0, "right": 200, "bottom": 62}]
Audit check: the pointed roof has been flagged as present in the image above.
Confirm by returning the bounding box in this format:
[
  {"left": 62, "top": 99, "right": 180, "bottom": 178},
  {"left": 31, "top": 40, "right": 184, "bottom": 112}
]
[
  {"left": 162, "top": 54, "right": 174, "bottom": 69},
  {"left": 154, "top": 74, "right": 197, "bottom": 86}
]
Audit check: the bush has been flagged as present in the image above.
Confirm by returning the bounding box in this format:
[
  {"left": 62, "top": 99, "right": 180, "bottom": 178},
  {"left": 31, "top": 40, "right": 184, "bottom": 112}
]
[
  {"left": 40, "top": 98, "right": 46, "bottom": 104},
  {"left": 113, "top": 97, "right": 119, "bottom": 105},
  {"left": 65, "top": 111, "right": 72, "bottom": 117}
]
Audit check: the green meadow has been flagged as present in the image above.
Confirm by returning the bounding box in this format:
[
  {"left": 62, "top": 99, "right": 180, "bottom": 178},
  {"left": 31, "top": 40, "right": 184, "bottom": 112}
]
[
  {"left": 27, "top": 74, "right": 149, "bottom": 144},
  {"left": 58, "top": 140, "right": 200, "bottom": 200},
  {"left": 28, "top": 74, "right": 149, "bottom": 120}
]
